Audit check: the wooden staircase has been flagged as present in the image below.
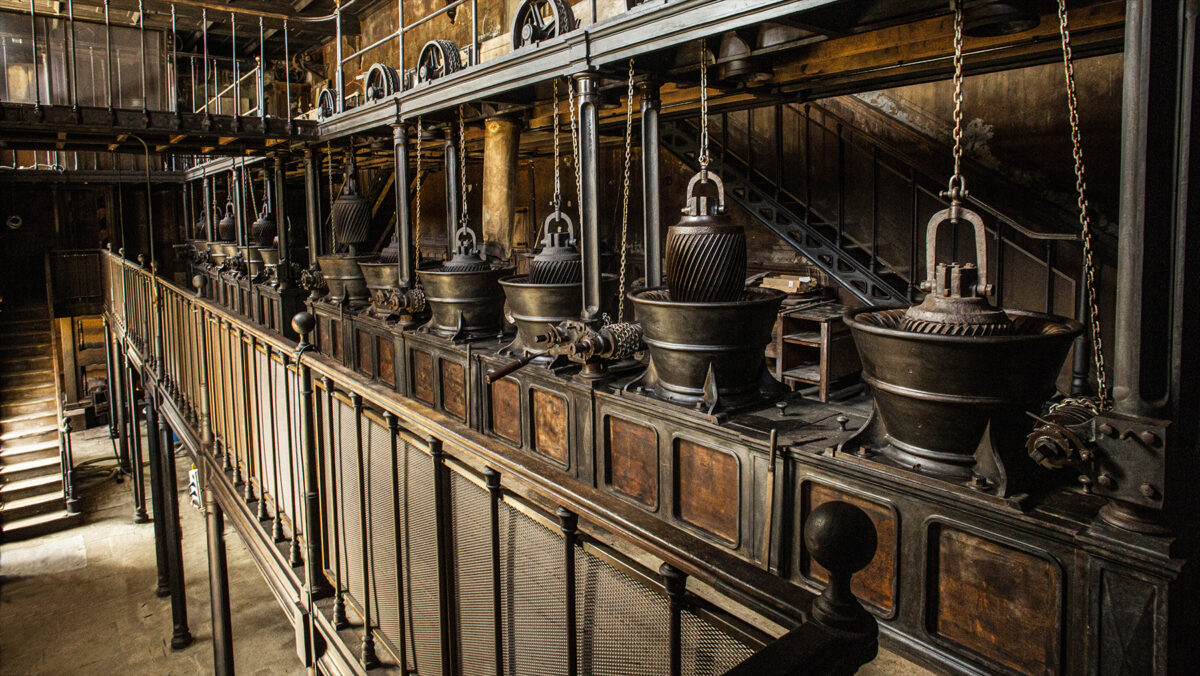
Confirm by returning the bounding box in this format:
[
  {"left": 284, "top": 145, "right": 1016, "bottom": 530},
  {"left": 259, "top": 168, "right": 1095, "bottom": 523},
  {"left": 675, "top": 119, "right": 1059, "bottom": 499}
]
[{"left": 0, "top": 303, "right": 80, "bottom": 541}]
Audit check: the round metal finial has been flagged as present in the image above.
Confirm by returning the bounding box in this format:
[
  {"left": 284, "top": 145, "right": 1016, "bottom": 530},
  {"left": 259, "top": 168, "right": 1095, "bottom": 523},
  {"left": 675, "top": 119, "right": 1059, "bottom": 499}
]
[
  {"left": 292, "top": 311, "right": 316, "bottom": 339},
  {"left": 804, "top": 500, "right": 878, "bottom": 634},
  {"left": 191, "top": 274, "right": 205, "bottom": 293}
]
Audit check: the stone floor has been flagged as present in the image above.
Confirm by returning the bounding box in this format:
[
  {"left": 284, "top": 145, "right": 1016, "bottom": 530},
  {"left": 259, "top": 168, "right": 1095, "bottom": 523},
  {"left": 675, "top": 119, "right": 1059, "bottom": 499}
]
[
  {"left": 0, "top": 425, "right": 931, "bottom": 676},
  {"left": 0, "top": 426, "right": 301, "bottom": 675}
]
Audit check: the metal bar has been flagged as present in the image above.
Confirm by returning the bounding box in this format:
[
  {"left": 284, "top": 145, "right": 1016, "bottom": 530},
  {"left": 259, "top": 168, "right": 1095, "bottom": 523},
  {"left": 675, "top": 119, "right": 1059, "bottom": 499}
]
[
  {"left": 662, "top": 564, "right": 685, "bottom": 676},
  {"left": 240, "top": 331, "right": 255, "bottom": 502},
  {"left": 284, "top": 20, "right": 291, "bottom": 132},
  {"left": 304, "top": 147, "right": 322, "bottom": 263},
  {"left": 394, "top": 124, "right": 413, "bottom": 288},
  {"left": 484, "top": 467, "right": 503, "bottom": 676},
  {"left": 443, "top": 126, "right": 461, "bottom": 256},
  {"left": 909, "top": 168, "right": 918, "bottom": 301},
  {"left": 402, "top": 0, "right": 472, "bottom": 33},
  {"left": 429, "top": 436, "right": 455, "bottom": 672},
  {"left": 127, "top": 364, "right": 149, "bottom": 522},
  {"left": 870, "top": 145, "right": 878, "bottom": 273},
  {"left": 145, "top": 389, "right": 172, "bottom": 599},
  {"left": 29, "top": 0, "right": 40, "bottom": 110},
  {"left": 258, "top": 17, "right": 265, "bottom": 119},
  {"left": 640, "top": 79, "right": 662, "bottom": 288},
  {"left": 284, "top": 354, "right": 303, "bottom": 567},
  {"left": 204, "top": 484, "right": 233, "bottom": 673},
  {"left": 471, "top": 0, "right": 478, "bottom": 66},
  {"left": 1071, "top": 256, "right": 1091, "bottom": 396},
  {"left": 351, "top": 393, "right": 379, "bottom": 667},
  {"left": 231, "top": 13, "right": 239, "bottom": 118},
  {"left": 836, "top": 123, "right": 845, "bottom": 247},
  {"left": 171, "top": 5, "right": 178, "bottom": 114},
  {"left": 803, "top": 106, "right": 811, "bottom": 224},
  {"left": 68, "top": 0, "right": 78, "bottom": 110},
  {"left": 202, "top": 8, "right": 208, "bottom": 114},
  {"left": 267, "top": 347, "right": 285, "bottom": 542},
  {"left": 559, "top": 508, "right": 578, "bottom": 676},
  {"left": 274, "top": 153, "right": 292, "bottom": 290},
  {"left": 162, "top": 417, "right": 194, "bottom": 650},
  {"left": 104, "top": 0, "right": 113, "bottom": 112},
  {"left": 139, "top": 0, "right": 147, "bottom": 114},
  {"left": 327, "top": 377, "right": 348, "bottom": 629},
  {"left": 576, "top": 72, "right": 601, "bottom": 325},
  {"left": 342, "top": 30, "right": 401, "bottom": 65},
  {"left": 388, "top": 412, "right": 408, "bottom": 671},
  {"left": 335, "top": 7, "right": 343, "bottom": 113}
]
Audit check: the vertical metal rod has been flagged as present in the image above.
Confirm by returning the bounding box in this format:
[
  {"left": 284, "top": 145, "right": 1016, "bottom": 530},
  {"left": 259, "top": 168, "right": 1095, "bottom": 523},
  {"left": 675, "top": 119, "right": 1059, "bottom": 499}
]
[
  {"left": 267, "top": 349, "right": 284, "bottom": 542},
  {"left": 471, "top": 0, "right": 479, "bottom": 65},
  {"left": 145, "top": 390, "right": 172, "bottom": 598},
  {"left": 204, "top": 484, "right": 233, "bottom": 672},
  {"left": 803, "top": 106, "right": 811, "bottom": 224},
  {"left": 231, "top": 13, "right": 239, "bottom": 118},
  {"left": 662, "top": 564, "right": 686, "bottom": 676},
  {"left": 258, "top": 17, "right": 265, "bottom": 118},
  {"left": 836, "top": 123, "right": 845, "bottom": 247},
  {"left": 870, "top": 146, "right": 878, "bottom": 273},
  {"left": 128, "top": 366, "right": 149, "bottom": 522},
  {"left": 29, "top": 0, "right": 40, "bottom": 110},
  {"left": 397, "top": 0, "right": 404, "bottom": 84},
  {"left": 283, "top": 354, "right": 303, "bottom": 567},
  {"left": 114, "top": 344, "right": 132, "bottom": 471},
  {"left": 203, "top": 175, "right": 214, "bottom": 240},
  {"left": 296, "top": 319, "right": 332, "bottom": 598},
  {"left": 575, "top": 72, "right": 601, "bottom": 325},
  {"left": 351, "top": 393, "right": 379, "bottom": 668},
  {"left": 443, "top": 126, "right": 461, "bottom": 256},
  {"left": 335, "top": 7, "right": 343, "bottom": 113},
  {"left": 483, "top": 467, "right": 503, "bottom": 676},
  {"left": 68, "top": 0, "right": 78, "bottom": 110},
  {"left": 774, "top": 104, "right": 783, "bottom": 200},
  {"left": 274, "top": 153, "right": 292, "bottom": 290},
  {"left": 284, "top": 19, "right": 291, "bottom": 131},
  {"left": 253, "top": 338, "right": 271, "bottom": 521},
  {"left": 202, "top": 8, "right": 209, "bottom": 114},
  {"left": 170, "top": 5, "right": 178, "bottom": 114},
  {"left": 640, "top": 79, "right": 662, "bottom": 288},
  {"left": 387, "top": 412, "right": 407, "bottom": 671},
  {"left": 909, "top": 169, "right": 918, "bottom": 301},
  {"left": 190, "top": 57, "right": 196, "bottom": 112},
  {"left": 303, "top": 147, "right": 321, "bottom": 263},
  {"left": 429, "top": 436, "right": 455, "bottom": 672},
  {"left": 104, "top": 0, "right": 113, "bottom": 112},
  {"left": 161, "top": 418, "right": 193, "bottom": 650},
  {"left": 393, "top": 124, "right": 414, "bottom": 288},
  {"left": 1044, "top": 241, "right": 1055, "bottom": 313},
  {"left": 104, "top": 320, "right": 118, "bottom": 441},
  {"left": 558, "top": 507, "right": 579, "bottom": 676},
  {"left": 138, "top": 0, "right": 147, "bottom": 114},
  {"left": 240, "top": 333, "right": 256, "bottom": 502},
  {"left": 327, "top": 377, "right": 348, "bottom": 629}
]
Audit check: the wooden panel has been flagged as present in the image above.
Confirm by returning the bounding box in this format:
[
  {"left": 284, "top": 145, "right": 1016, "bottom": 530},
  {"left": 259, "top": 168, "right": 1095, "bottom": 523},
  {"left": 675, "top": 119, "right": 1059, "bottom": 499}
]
[
  {"left": 606, "top": 417, "right": 658, "bottom": 508},
  {"left": 412, "top": 349, "right": 434, "bottom": 404},
  {"left": 531, "top": 389, "right": 569, "bottom": 465},
  {"left": 318, "top": 317, "right": 331, "bottom": 356},
  {"left": 357, "top": 330, "right": 373, "bottom": 376},
  {"left": 933, "top": 527, "right": 1060, "bottom": 674},
  {"left": 378, "top": 337, "right": 395, "bottom": 387},
  {"left": 441, "top": 360, "right": 466, "bottom": 420},
  {"left": 490, "top": 377, "right": 521, "bottom": 442},
  {"left": 675, "top": 440, "right": 738, "bottom": 544},
  {"left": 802, "top": 483, "right": 896, "bottom": 613},
  {"left": 331, "top": 319, "right": 343, "bottom": 361}
]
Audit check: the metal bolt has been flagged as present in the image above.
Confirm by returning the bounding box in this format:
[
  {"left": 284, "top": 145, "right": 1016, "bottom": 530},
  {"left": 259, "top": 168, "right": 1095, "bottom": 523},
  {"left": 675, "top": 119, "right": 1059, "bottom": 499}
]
[
  {"left": 1097, "top": 473, "right": 1114, "bottom": 488},
  {"left": 1099, "top": 423, "right": 1116, "bottom": 437},
  {"left": 1078, "top": 475, "right": 1093, "bottom": 494},
  {"left": 1139, "top": 430, "right": 1159, "bottom": 445},
  {"left": 776, "top": 401, "right": 789, "bottom": 417},
  {"left": 1140, "top": 483, "right": 1158, "bottom": 499},
  {"left": 836, "top": 415, "right": 849, "bottom": 431},
  {"left": 1079, "top": 449, "right": 1094, "bottom": 463}
]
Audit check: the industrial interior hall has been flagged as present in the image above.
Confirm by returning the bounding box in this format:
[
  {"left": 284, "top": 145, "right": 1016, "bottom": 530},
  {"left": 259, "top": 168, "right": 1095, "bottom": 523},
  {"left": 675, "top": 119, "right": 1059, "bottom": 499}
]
[{"left": 0, "top": 0, "right": 1194, "bottom": 674}]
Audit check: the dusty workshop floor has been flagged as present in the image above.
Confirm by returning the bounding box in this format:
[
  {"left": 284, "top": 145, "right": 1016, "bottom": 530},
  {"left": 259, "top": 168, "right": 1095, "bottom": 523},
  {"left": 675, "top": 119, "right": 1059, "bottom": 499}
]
[
  {"left": 0, "top": 426, "right": 302, "bottom": 675},
  {"left": 0, "top": 426, "right": 932, "bottom": 676}
]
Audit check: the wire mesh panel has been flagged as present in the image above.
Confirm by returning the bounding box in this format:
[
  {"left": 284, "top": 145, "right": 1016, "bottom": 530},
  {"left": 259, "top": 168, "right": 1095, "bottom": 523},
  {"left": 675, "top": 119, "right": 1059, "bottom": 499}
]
[
  {"left": 334, "top": 396, "right": 364, "bottom": 614},
  {"left": 680, "top": 609, "right": 756, "bottom": 676},
  {"left": 451, "top": 471, "right": 495, "bottom": 676},
  {"left": 319, "top": 385, "right": 337, "bottom": 579},
  {"left": 399, "top": 438, "right": 441, "bottom": 675},
  {"left": 256, "top": 349, "right": 277, "bottom": 512},
  {"left": 499, "top": 501, "right": 567, "bottom": 676},
  {"left": 575, "top": 546, "right": 670, "bottom": 676},
  {"left": 273, "top": 360, "right": 296, "bottom": 532},
  {"left": 287, "top": 368, "right": 304, "bottom": 538},
  {"left": 367, "top": 417, "right": 401, "bottom": 659}
]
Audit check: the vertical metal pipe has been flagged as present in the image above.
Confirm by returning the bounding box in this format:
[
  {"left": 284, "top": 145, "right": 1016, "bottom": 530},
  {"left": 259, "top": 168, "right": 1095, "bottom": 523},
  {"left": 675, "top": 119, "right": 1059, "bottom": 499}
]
[
  {"left": 429, "top": 436, "right": 455, "bottom": 673},
  {"left": 483, "top": 467, "right": 503, "bottom": 676},
  {"left": 303, "top": 147, "right": 321, "bottom": 264},
  {"left": 558, "top": 507, "right": 578, "bottom": 676},
  {"left": 68, "top": 0, "right": 78, "bottom": 110},
  {"left": 443, "top": 126, "right": 461, "bottom": 256},
  {"left": 661, "top": 564, "right": 686, "bottom": 676},
  {"left": 115, "top": 345, "right": 132, "bottom": 472},
  {"left": 284, "top": 19, "right": 291, "bottom": 132},
  {"left": 640, "top": 79, "right": 662, "bottom": 288},
  {"left": 274, "top": 153, "right": 292, "bottom": 290},
  {"left": 29, "top": 0, "right": 40, "bottom": 110},
  {"left": 203, "top": 175, "right": 214, "bottom": 240},
  {"left": 128, "top": 366, "right": 149, "bottom": 523},
  {"left": 145, "top": 390, "right": 172, "bottom": 599},
  {"left": 393, "top": 123, "right": 414, "bottom": 288},
  {"left": 204, "top": 484, "right": 233, "bottom": 672},
  {"left": 351, "top": 393, "right": 378, "bottom": 668},
  {"left": 231, "top": 13, "right": 239, "bottom": 118},
  {"left": 397, "top": 0, "right": 404, "bottom": 81},
  {"left": 104, "top": 0, "right": 113, "bottom": 112},
  {"left": 231, "top": 166, "right": 243, "bottom": 246},
  {"left": 574, "top": 72, "right": 601, "bottom": 324},
  {"left": 471, "top": 0, "right": 479, "bottom": 65},
  {"left": 138, "top": 0, "right": 147, "bottom": 114},
  {"left": 258, "top": 17, "right": 265, "bottom": 118},
  {"left": 326, "top": 376, "right": 348, "bottom": 629},
  {"left": 104, "top": 320, "right": 118, "bottom": 441},
  {"left": 282, "top": 353, "right": 302, "bottom": 567},
  {"left": 170, "top": 5, "right": 178, "bottom": 114},
  {"left": 295, "top": 315, "right": 333, "bottom": 599},
  {"left": 335, "top": 7, "right": 344, "bottom": 113},
  {"left": 162, "top": 419, "right": 193, "bottom": 650},
  {"left": 202, "top": 8, "right": 209, "bottom": 114}
]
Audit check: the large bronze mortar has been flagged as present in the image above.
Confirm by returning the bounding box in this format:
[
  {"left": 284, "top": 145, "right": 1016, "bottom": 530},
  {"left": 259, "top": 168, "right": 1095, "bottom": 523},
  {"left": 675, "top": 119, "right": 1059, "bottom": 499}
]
[
  {"left": 500, "top": 273, "right": 618, "bottom": 355},
  {"left": 317, "top": 254, "right": 371, "bottom": 305},
  {"left": 418, "top": 265, "right": 512, "bottom": 340}
]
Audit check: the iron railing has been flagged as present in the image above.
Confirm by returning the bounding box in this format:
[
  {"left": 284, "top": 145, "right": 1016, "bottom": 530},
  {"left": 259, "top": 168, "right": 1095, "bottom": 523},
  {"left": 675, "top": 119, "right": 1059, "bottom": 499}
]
[{"left": 101, "top": 249, "right": 880, "bottom": 674}]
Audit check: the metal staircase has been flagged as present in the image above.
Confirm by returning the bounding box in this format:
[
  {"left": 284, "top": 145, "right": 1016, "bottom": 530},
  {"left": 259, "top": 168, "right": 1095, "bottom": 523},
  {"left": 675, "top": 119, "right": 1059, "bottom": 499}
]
[
  {"left": 0, "top": 303, "right": 79, "bottom": 541},
  {"left": 661, "top": 118, "right": 913, "bottom": 305}
]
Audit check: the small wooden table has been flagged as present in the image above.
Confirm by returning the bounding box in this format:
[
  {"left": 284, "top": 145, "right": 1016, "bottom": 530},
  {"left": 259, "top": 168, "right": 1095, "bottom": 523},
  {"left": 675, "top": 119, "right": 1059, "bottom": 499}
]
[{"left": 769, "top": 302, "right": 862, "bottom": 402}]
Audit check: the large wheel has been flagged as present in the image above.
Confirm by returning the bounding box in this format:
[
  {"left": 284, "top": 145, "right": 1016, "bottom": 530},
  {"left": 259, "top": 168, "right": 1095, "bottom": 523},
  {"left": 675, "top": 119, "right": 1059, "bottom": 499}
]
[
  {"left": 416, "top": 40, "right": 464, "bottom": 85},
  {"left": 364, "top": 63, "right": 402, "bottom": 101},
  {"left": 511, "top": 0, "right": 577, "bottom": 50},
  {"left": 317, "top": 88, "right": 337, "bottom": 119}
]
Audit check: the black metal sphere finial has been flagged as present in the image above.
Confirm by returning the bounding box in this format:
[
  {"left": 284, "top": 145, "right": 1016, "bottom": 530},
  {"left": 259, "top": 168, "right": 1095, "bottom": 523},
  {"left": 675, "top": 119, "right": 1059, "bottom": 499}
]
[
  {"left": 804, "top": 501, "right": 878, "bottom": 635},
  {"left": 191, "top": 275, "right": 204, "bottom": 293},
  {"left": 292, "top": 311, "right": 316, "bottom": 340}
]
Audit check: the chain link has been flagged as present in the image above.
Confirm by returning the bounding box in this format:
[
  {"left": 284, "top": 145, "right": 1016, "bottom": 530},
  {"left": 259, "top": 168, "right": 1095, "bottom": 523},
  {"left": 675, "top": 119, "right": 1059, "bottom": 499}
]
[
  {"left": 618, "top": 59, "right": 636, "bottom": 322},
  {"left": 949, "top": 0, "right": 966, "bottom": 197},
  {"left": 552, "top": 78, "right": 561, "bottom": 214},
  {"left": 697, "top": 39, "right": 710, "bottom": 170},
  {"left": 414, "top": 116, "right": 423, "bottom": 265},
  {"left": 458, "top": 105, "right": 469, "bottom": 239},
  {"left": 568, "top": 77, "right": 583, "bottom": 232},
  {"left": 1057, "top": 0, "right": 1108, "bottom": 405}
]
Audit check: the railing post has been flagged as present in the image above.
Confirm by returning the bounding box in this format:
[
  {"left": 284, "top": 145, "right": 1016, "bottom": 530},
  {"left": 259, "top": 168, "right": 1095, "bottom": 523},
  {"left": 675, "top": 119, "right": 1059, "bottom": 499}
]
[
  {"left": 327, "top": 376, "right": 348, "bottom": 629},
  {"left": 274, "top": 152, "right": 292, "bottom": 290},
  {"left": 284, "top": 352, "right": 303, "bottom": 568},
  {"left": 295, "top": 313, "right": 333, "bottom": 600},
  {"left": 661, "top": 563, "right": 686, "bottom": 676},
  {"left": 558, "top": 507, "right": 579, "bottom": 676},
  {"left": 161, "top": 417, "right": 194, "bottom": 650},
  {"left": 393, "top": 123, "right": 414, "bottom": 289},
  {"left": 303, "top": 147, "right": 322, "bottom": 265},
  {"left": 204, "top": 482, "right": 234, "bottom": 673},
  {"left": 350, "top": 392, "right": 379, "bottom": 668},
  {"left": 60, "top": 418, "right": 80, "bottom": 514},
  {"left": 127, "top": 362, "right": 149, "bottom": 523},
  {"left": 103, "top": 318, "right": 119, "bottom": 442},
  {"left": 484, "top": 467, "right": 503, "bottom": 676},
  {"left": 144, "top": 392, "right": 172, "bottom": 598},
  {"left": 640, "top": 78, "right": 662, "bottom": 289},
  {"left": 191, "top": 277, "right": 213, "bottom": 448},
  {"left": 429, "top": 435, "right": 455, "bottom": 671}
]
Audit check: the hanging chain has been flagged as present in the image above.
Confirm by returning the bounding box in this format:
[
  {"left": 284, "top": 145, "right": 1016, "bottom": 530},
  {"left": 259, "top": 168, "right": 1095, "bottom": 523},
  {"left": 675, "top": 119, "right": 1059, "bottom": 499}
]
[
  {"left": 414, "top": 116, "right": 423, "bottom": 264},
  {"left": 697, "top": 40, "right": 710, "bottom": 170},
  {"left": 948, "top": 0, "right": 966, "bottom": 198},
  {"left": 552, "top": 78, "right": 562, "bottom": 215},
  {"left": 245, "top": 164, "right": 257, "bottom": 215},
  {"left": 568, "top": 78, "right": 583, "bottom": 233},
  {"left": 1057, "top": 0, "right": 1107, "bottom": 405},
  {"left": 618, "top": 59, "right": 636, "bottom": 322},
  {"left": 458, "top": 105, "right": 469, "bottom": 239}
]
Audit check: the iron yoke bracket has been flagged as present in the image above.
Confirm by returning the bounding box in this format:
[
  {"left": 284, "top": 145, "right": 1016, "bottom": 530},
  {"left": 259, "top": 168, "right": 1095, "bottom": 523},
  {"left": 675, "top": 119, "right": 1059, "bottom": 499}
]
[{"left": 1085, "top": 411, "right": 1169, "bottom": 510}]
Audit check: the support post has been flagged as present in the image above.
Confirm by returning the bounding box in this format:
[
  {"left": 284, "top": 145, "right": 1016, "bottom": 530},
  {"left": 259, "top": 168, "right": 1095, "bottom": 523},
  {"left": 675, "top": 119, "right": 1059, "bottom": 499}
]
[
  {"left": 204, "top": 483, "right": 234, "bottom": 673},
  {"left": 145, "top": 390, "right": 172, "bottom": 598},
  {"left": 444, "top": 126, "right": 461, "bottom": 256},
  {"left": 482, "top": 116, "right": 522, "bottom": 260},
  {"left": 127, "top": 362, "right": 149, "bottom": 523},
  {"left": 161, "top": 418, "right": 193, "bottom": 650},
  {"left": 303, "top": 147, "right": 322, "bottom": 265},
  {"left": 640, "top": 78, "right": 663, "bottom": 289},
  {"left": 202, "top": 176, "right": 214, "bottom": 241},
  {"left": 661, "top": 564, "right": 686, "bottom": 676},
  {"left": 113, "top": 343, "right": 131, "bottom": 472},
  {"left": 393, "top": 123, "right": 414, "bottom": 288},
  {"left": 574, "top": 73, "right": 602, "bottom": 325},
  {"left": 296, "top": 311, "right": 333, "bottom": 601},
  {"left": 274, "top": 152, "right": 292, "bottom": 290}
]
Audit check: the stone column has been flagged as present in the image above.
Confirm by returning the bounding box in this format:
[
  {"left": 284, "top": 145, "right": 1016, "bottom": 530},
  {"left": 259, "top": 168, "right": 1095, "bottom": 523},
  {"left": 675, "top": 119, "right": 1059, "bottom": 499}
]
[{"left": 482, "top": 116, "right": 522, "bottom": 259}]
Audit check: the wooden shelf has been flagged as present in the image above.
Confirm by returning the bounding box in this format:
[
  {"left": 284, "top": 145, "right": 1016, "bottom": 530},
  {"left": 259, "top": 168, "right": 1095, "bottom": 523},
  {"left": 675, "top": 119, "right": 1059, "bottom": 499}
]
[
  {"left": 783, "top": 331, "right": 822, "bottom": 346},
  {"left": 782, "top": 364, "right": 821, "bottom": 383},
  {"left": 770, "top": 301, "right": 862, "bottom": 402}
]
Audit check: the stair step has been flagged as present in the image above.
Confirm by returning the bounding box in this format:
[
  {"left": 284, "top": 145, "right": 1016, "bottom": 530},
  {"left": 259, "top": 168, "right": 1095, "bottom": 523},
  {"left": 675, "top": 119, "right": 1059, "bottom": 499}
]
[
  {"left": 0, "top": 355, "right": 51, "bottom": 370},
  {"left": 0, "top": 396, "right": 58, "bottom": 418},
  {"left": 0, "top": 417, "right": 58, "bottom": 440},
  {"left": 2, "top": 343, "right": 52, "bottom": 360},
  {"left": 0, "top": 456, "right": 61, "bottom": 482},
  {"left": 0, "top": 368, "right": 55, "bottom": 388},
  {"left": 0, "top": 509, "right": 80, "bottom": 543},
  {"left": 0, "top": 329, "right": 50, "bottom": 344},
  {"left": 0, "top": 438, "right": 60, "bottom": 462},
  {"left": 0, "top": 475, "right": 63, "bottom": 505},
  {"left": 0, "top": 382, "right": 55, "bottom": 400}
]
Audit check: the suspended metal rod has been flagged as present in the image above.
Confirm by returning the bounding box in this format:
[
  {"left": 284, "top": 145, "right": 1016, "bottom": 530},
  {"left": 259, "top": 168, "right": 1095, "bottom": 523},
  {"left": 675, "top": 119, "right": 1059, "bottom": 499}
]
[{"left": 139, "top": 0, "right": 147, "bottom": 114}]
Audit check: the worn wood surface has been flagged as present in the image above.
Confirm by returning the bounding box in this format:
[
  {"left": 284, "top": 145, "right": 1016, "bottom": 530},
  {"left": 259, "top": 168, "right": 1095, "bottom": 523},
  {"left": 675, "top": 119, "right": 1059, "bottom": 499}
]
[
  {"left": 532, "top": 389, "right": 569, "bottom": 466},
  {"left": 606, "top": 417, "right": 658, "bottom": 508},
  {"left": 676, "top": 440, "right": 739, "bottom": 544},
  {"left": 412, "top": 349, "right": 434, "bottom": 404},
  {"left": 802, "top": 482, "right": 895, "bottom": 613},
  {"left": 490, "top": 377, "right": 521, "bottom": 442},
  {"left": 441, "top": 360, "right": 466, "bottom": 420}
]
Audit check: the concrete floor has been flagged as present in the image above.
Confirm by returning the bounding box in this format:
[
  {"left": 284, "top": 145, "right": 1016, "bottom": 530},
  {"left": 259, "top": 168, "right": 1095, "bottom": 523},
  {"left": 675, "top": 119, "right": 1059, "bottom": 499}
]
[
  {"left": 0, "top": 426, "right": 302, "bottom": 675},
  {"left": 0, "top": 426, "right": 931, "bottom": 676}
]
